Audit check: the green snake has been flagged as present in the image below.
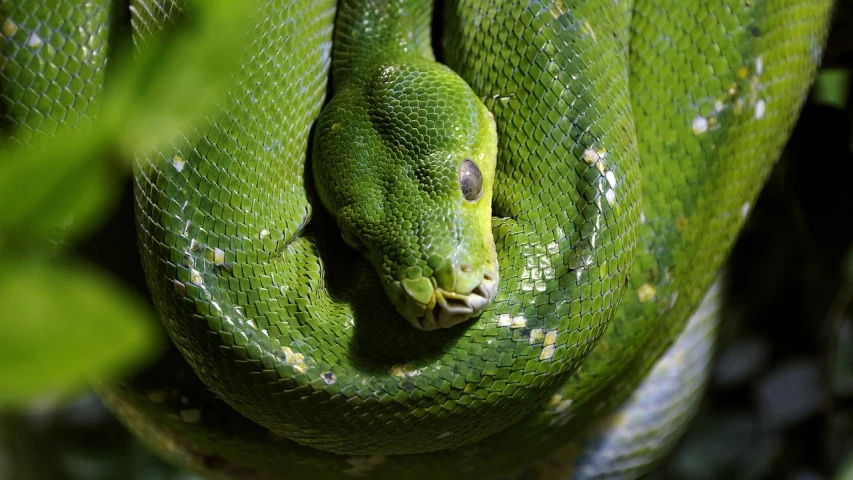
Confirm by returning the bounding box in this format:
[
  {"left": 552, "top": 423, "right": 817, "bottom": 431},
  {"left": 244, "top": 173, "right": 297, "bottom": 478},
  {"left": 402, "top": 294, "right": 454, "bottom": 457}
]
[{"left": 1, "top": 0, "right": 834, "bottom": 478}]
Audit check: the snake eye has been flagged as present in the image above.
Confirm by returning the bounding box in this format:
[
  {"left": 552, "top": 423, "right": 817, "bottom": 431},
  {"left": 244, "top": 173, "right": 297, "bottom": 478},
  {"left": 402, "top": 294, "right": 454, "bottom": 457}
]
[{"left": 459, "top": 159, "right": 483, "bottom": 202}]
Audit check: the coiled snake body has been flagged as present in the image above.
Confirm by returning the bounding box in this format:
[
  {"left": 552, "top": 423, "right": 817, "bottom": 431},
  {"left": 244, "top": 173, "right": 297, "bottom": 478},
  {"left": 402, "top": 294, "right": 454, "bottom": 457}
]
[{"left": 1, "top": 0, "right": 834, "bottom": 478}]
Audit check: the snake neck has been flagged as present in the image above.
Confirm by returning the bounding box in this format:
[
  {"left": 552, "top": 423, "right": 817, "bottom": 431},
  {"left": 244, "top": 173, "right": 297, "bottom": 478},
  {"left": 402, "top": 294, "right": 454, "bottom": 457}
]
[{"left": 332, "top": 0, "right": 435, "bottom": 89}]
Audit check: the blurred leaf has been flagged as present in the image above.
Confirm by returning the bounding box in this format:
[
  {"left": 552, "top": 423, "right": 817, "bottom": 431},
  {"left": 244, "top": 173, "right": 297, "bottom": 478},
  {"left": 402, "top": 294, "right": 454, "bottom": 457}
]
[
  {"left": 0, "top": 0, "right": 254, "bottom": 245},
  {"left": 0, "top": 261, "right": 160, "bottom": 407},
  {"left": 838, "top": 455, "right": 853, "bottom": 480},
  {"left": 0, "top": 134, "right": 117, "bottom": 246},
  {"left": 813, "top": 68, "right": 850, "bottom": 109},
  {"left": 104, "top": 0, "right": 255, "bottom": 156}
]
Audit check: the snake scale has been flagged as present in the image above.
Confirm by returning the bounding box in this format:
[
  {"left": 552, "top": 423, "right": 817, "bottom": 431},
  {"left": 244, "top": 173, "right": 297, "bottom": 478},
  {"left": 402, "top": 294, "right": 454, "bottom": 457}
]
[{"left": 0, "top": 0, "right": 834, "bottom": 478}]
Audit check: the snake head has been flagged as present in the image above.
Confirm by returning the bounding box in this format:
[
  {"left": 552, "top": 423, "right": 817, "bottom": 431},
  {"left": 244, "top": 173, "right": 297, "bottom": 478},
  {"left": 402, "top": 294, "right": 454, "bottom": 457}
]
[{"left": 313, "top": 59, "right": 499, "bottom": 330}]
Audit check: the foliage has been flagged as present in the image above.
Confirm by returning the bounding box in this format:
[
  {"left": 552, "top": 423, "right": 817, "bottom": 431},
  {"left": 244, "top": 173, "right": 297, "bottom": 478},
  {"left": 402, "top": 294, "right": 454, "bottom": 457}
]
[{"left": 0, "top": 0, "right": 253, "bottom": 407}]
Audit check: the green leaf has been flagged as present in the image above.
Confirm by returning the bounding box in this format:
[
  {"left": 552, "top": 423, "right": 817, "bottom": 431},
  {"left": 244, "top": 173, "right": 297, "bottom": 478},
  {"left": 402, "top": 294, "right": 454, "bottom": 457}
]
[
  {"left": 105, "top": 0, "right": 256, "bottom": 157},
  {"left": 838, "top": 454, "right": 853, "bottom": 480},
  {"left": 813, "top": 68, "right": 850, "bottom": 109},
  {"left": 0, "top": 134, "right": 117, "bottom": 247},
  {"left": 0, "top": 261, "right": 161, "bottom": 407},
  {"left": 0, "top": 0, "right": 255, "bottom": 245}
]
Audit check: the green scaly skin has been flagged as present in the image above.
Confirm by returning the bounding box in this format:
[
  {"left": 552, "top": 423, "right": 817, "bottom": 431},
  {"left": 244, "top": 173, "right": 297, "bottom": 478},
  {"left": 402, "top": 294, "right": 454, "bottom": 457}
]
[
  {"left": 1, "top": 0, "right": 834, "bottom": 479},
  {"left": 0, "top": 0, "right": 110, "bottom": 144},
  {"left": 312, "top": 1, "right": 500, "bottom": 331},
  {"left": 132, "top": 0, "right": 639, "bottom": 457}
]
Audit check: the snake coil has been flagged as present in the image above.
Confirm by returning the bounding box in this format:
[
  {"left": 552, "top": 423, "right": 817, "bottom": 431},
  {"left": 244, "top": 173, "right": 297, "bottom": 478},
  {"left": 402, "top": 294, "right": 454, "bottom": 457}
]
[{"left": 1, "top": 0, "right": 834, "bottom": 478}]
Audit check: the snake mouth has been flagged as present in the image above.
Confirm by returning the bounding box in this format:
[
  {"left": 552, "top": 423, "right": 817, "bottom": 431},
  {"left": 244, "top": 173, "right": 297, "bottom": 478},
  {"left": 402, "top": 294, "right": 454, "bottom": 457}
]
[{"left": 397, "top": 268, "right": 499, "bottom": 331}]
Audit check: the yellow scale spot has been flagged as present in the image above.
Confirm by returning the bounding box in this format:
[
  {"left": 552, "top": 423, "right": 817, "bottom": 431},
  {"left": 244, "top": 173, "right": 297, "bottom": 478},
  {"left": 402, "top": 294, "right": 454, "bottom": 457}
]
[
  {"left": 171, "top": 154, "right": 186, "bottom": 172},
  {"left": 173, "top": 280, "right": 186, "bottom": 296},
  {"left": 676, "top": 215, "right": 688, "bottom": 232},
  {"left": 637, "top": 283, "right": 657, "bottom": 303},
  {"left": 389, "top": 363, "right": 416, "bottom": 378},
  {"left": 281, "top": 346, "right": 308, "bottom": 374},
  {"left": 583, "top": 147, "right": 610, "bottom": 179},
  {"left": 331, "top": 123, "right": 341, "bottom": 132},
  {"left": 26, "top": 32, "right": 42, "bottom": 48},
  {"left": 281, "top": 346, "right": 304, "bottom": 364},
  {"left": 463, "top": 384, "right": 475, "bottom": 394},
  {"left": 190, "top": 269, "right": 203, "bottom": 285},
  {"left": 497, "top": 313, "right": 512, "bottom": 327},
  {"left": 540, "top": 344, "right": 556, "bottom": 361},
  {"left": 605, "top": 171, "right": 617, "bottom": 189},
  {"left": 543, "top": 329, "right": 557, "bottom": 347},
  {"left": 582, "top": 20, "right": 597, "bottom": 42},
  {"left": 736, "top": 66, "right": 749, "bottom": 80},
  {"left": 214, "top": 248, "right": 225, "bottom": 265},
  {"left": 691, "top": 115, "right": 708, "bottom": 135},
  {"left": 529, "top": 328, "right": 545, "bottom": 344},
  {"left": 2, "top": 19, "right": 18, "bottom": 37},
  {"left": 727, "top": 83, "right": 739, "bottom": 97},
  {"left": 549, "top": 0, "right": 567, "bottom": 19},
  {"left": 582, "top": 148, "right": 598, "bottom": 165},
  {"left": 510, "top": 315, "right": 527, "bottom": 329}
]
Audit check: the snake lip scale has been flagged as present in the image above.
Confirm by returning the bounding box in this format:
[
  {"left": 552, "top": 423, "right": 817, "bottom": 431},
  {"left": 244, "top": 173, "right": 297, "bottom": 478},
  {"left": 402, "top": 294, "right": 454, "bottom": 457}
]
[{"left": 398, "top": 265, "right": 499, "bottom": 331}]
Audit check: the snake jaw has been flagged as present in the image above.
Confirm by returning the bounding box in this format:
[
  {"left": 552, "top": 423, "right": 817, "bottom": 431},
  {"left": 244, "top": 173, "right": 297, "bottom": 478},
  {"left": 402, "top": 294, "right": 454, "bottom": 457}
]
[{"left": 397, "top": 265, "right": 499, "bottom": 331}]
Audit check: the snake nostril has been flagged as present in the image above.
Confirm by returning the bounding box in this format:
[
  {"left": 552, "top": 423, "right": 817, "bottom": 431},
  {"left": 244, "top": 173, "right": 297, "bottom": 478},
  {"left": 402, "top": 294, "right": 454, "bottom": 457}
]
[{"left": 460, "top": 264, "right": 473, "bottom": 273}]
